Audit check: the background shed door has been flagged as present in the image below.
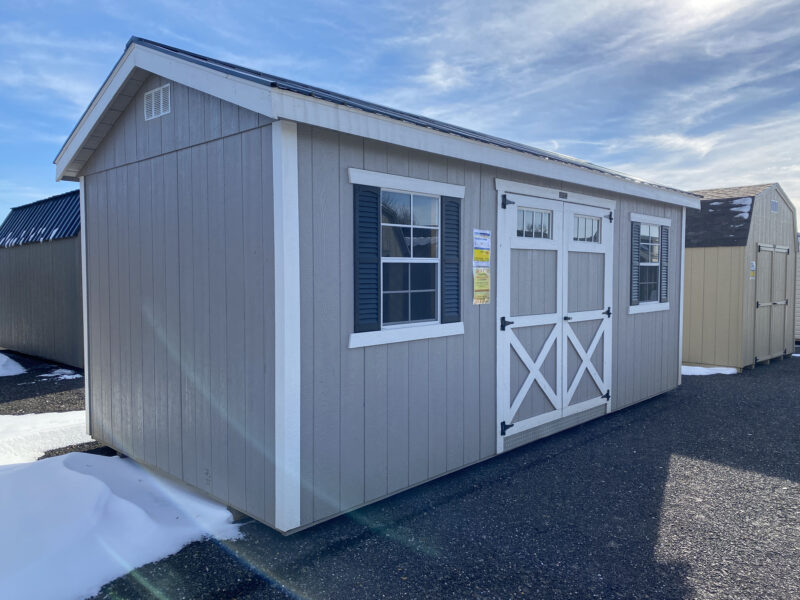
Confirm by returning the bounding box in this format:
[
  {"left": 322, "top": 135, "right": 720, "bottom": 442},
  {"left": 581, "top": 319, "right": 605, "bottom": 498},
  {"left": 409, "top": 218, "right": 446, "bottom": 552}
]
[
  {"left": 755, "top": 244, "right": 790, "bottom": 361},
  {"left": 497, "top": 193, "right": 613, "bottom": 450}
]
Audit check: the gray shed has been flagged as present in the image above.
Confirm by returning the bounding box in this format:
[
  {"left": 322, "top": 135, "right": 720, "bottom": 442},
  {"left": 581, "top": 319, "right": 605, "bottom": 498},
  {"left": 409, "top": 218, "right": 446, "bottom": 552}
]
[
  {"left": 682, "top": 183, "right": 797, "bottom": 369},
  {"left": 55, "top": 38, "right": 700, "bottom": 533},
  {"left": 0, "top": 190, "right": 84, "bottom": 368}
]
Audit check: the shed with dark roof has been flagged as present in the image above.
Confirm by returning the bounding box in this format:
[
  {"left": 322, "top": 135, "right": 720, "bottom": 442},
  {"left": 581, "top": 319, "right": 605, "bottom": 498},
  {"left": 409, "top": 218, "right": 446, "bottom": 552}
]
[
  {"left": 683, "top": 183, "right": 796, "bottom": 369},
  {"left": 0, "top": 190, "right": 84, "bottom": 368},
  {"left": 54, "top": 38, "right": 700, "bottom": 533}
]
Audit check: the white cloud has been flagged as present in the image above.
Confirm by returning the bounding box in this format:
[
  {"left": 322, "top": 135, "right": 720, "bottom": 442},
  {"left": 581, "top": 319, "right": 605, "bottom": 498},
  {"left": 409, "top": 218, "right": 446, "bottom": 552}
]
[{"left": 417, "top": 60, "right": 469, "bottom": 92}]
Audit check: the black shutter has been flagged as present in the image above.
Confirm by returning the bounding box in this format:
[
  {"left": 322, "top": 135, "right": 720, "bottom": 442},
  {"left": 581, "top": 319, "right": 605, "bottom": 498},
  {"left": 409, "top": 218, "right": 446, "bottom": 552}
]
[
  {"left": 440, "top": 196, "right": 461, "bottom": 324},
  {"left": 353, "top": 184, "right": 381, "bottom": 332},
  {"left": 630, "top": 221, "right": 640, "bottom": 306},
  {"left": 659, "top": 225, "right": 669, "bottom": 303}
]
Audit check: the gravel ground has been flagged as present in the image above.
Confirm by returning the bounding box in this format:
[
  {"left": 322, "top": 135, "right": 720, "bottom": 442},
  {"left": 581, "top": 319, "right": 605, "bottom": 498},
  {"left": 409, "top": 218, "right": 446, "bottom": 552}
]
[
  {"left": 0, "top": 350, "right": 85, "bottom": 415},
  {"left": 92, "top": 356, "right": 800, "bottom": 600}
]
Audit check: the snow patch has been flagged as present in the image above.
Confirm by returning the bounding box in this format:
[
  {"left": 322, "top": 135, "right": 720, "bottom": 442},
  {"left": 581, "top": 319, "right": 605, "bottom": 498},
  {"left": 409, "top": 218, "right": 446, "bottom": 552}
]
[
  {"left": 681, "top": 365, "right": 738, "bottom": 376},
  {"left": 729, "top": 197, "right": 752, "bottom": 219},
  {"left": 0, "top": 354, "right": 26, "bottom": 377},
  {"left": 38, "top": 368, "right": 82, "bottom": 381},
  {"left": 0, "top": 411, "right": 92, "bottom": 465},
  {"left": 0, "top": 453, "right": 241, "bottom": 600}
]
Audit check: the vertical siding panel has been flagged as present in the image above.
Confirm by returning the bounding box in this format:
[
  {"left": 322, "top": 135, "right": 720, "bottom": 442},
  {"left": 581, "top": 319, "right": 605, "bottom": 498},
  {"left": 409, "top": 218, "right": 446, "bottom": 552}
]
[
  {"left": 160, "top": 82, "right": 175, "bottom": 155},
  {"left": 339, "top": 134, "right": 365, "bottom": 512},
  {"left": 123, "top": 102, "right": 138, "bottom": 164},
  {"left": 192, "top": 144, "right": 213, "bottom": 494},
  {"left": 238, "top": 107, "right": 258, "bottom": 132},
  {"left": 364, "top": 345, "right": 388, "bottom": 501},
  {"left": 204, "top": 95, "right": 222, "bottom": 143},
  {"left": 206, "top": 139, "right": 229, "bottom": 502},
  {"left": 261, "top": 125, "right": 276, "bottom": 524},
  {"left": 188, "top": 88, "right": 205, "bottom": 147},
  {"left": 177, "top": 148, "right": 197, "bottom": 486},
  {"left": 151, "top": 157, "right": 170, "bottom": 472},
  {"left": 99, "top": 171, "right": 114, "bottom": 445},
  {"left": 298, "top": 124, "right": 315, "bottom": 525},
  {"left": 387, "top": 343, "right": 410, "bottom": 493},
  {"left": 221, "top": 101, "right": 240, "bottom": 137},
  {"left": 224, "top": 133, "right": 247, "bottom": 510},
  {"left": 164, "top": 152, "right": 183, "bottom": 478},
  {"left": 119, "top": 165, "right": 134, "bottom": 454},
  {"left": 242, "top": 129, "right": 266, "bottom": 517},
  {"left": 129, "top": 162, "right": 144, "bottom": 459},
  {"left": 312, "top": 127, "right": 342, "bottom": 521},
  {"left": 86, "top": 178, "right": 103, "bottom": 436},
  {"left": 427, "top": 338, "right": 447, "bottom": 477},
  {"left": 462, "top": 164, "right": 481, "bottom": 464},
  {"left": 478, "top": 165, "right": 497, "bottom": 458},
  {"left": 108, "top": 168, "right": 122, "bottom": 449},
  {"left": 172, "top": 82, "right": 190, "bottom": 152}
]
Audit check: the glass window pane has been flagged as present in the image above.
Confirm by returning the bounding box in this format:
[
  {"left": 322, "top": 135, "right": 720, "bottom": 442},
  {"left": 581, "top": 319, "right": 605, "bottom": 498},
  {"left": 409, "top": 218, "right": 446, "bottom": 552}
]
[
  {"left": 410, "top": 291, "right": 436, "bottom": 321},
  {"left": 411, "top": 263, "right": 436, "bottom": 290},
  {"left": 412, "top": 228, "right": 438, "bottom": 258},
  {"left": 651, "top": 243, "right": 659, "bottom": 263},
  {"left": 413, "top": 194, "right": 439, "bottom": 226},
  {"left": 383, "top": 293, "right": 409, "bottom": 324},
  {"left": 383, "top": 263, "right": 409, "bottom": 291},
  {"left": 517, "top": 210, "right": 525, "bottom": 237},
  {"left": 382, "top": 226, "right": 411, "bottom": 257},
  {"left": 542, "top": 212, "right": 551, "bottom": 239},
  {"left": 381, "top": 191, "right": 411, "bottom": 224},
  {"left": 593, "top": 219, "right": 600, "bottom": 242},
  {"left": 640, "top": 244, "right": 650, "bottom": 264},
  {"left": 580, "top": 217, "right": 587, "bottom": 241},
  {"left": 534, "top": 211, "right": 543, "bottom": 238},
  {"left": 524, "top": 210, "right": 533, "bottom": 237}
]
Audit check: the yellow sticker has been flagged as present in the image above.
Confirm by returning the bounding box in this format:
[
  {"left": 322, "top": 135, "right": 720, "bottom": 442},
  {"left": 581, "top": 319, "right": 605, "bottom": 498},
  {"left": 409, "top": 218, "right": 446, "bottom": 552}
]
[{"left": 473, "top": 267, "right": 491, "bottom": 305}]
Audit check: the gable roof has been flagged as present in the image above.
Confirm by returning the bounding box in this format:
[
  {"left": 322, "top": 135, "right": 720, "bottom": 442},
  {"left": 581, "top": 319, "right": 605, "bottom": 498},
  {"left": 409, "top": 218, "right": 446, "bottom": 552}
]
[
  {"left": 55, "top": 38, "right": 700, "bottom": 209},
  {"left": 692, "top": 183, "right": 775, "bottom": 200},
  {"left": 0, "top": 190, "right": 81, "bottom": 248},
  {"left": 685, "top": 196, "right": 754, "bottom": 247}
]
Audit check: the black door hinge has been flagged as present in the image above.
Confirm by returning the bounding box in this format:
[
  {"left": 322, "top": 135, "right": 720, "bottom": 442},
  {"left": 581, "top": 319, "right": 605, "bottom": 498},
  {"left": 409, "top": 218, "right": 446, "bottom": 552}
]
[
  {"left": 500, "top": 316, "right": 515, "bottom": 331},
  {"left": 500, "top": 421, "right": 514, "bottom": 436},
  {"left": 602, "top": 390, "right": 610, "bottom": 401},
  {"left": 502, "top": 194, "right": 516, "bottom": 209},
  {"left": 607, "top": 211, "right": 614, "bottom": 223},
  {"left": 756, "top": 300, "right": 760, "bottom": 308},
  {"left": 603, "top": 307, "right": 612, "bottom": 318},
  {"left": 563, "top": 315, "right": 573, "bottom": 321}
]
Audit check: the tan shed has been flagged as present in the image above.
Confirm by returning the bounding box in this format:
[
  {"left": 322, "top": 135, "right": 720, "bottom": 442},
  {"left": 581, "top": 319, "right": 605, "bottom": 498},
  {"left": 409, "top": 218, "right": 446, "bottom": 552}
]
[
  {"left": 683, "top": 183, "right": 797, "bottom": 369},
  {"left": 796, "top": 233, "right": 800, "bottom": 342}
]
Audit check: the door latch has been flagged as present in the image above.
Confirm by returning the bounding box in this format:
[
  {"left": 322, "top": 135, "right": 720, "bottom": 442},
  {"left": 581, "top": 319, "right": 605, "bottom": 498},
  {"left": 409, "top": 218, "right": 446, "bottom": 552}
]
[
  {"left": 603, "top": 307, "right": 612, "bottom": 318},
  {"left": 500, "top": 316, "right": 515, "bottom": 331},
  {"left": 501, "top": 194, "right": 516, "bottom": 209},
  {"left": 607, "top": 211, "right": 614, "bottom": 223},
  {"left": 563, "top": 315, "right": 573, "bottom": 321},
  {"left": 602, "top": 390, "right": 611, "bottom": 401},
  {"left": 500, "top": 421, "right": 515, "bottom": 436}
]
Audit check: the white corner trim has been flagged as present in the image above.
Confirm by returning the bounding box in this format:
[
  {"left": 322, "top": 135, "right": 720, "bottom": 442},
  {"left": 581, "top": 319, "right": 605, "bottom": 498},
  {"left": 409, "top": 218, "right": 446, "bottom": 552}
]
[
  {"left": 349, "top": 322, "right": 464, "bottom": 348},
  {"left": 628, "top": 302, "right": 670, "bottom": 315},
  {"left": 348, "top": 168, "right": 465, "bottom": 198},
  {"left": 79, "top": 176, "right": 91, "bottom": 435},
  {"left": 630, "top": 212, "right": 672, "bottom": 227},
  {"left": 497, "top": 178, "right": 616, "bottom": 210},
  {"left": 678, "top": 207, "right": 686, "bottom": 385},
  {"left": 273, "top": 119, "right": 301, "bottom": 532}
]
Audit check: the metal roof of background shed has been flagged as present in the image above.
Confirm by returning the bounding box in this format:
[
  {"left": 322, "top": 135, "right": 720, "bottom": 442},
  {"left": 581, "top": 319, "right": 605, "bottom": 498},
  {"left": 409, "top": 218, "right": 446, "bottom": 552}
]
[{"left": 0, "top": 190, "right": 81, "bottom": 248}]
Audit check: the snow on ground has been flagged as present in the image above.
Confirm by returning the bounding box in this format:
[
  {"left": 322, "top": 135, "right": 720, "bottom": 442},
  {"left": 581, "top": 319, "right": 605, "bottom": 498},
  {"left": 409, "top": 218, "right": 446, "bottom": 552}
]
[
  {"left": 682, "top": 366, "right": 738, "bottom": 376},
  {"left": 0, "top": 354, "right": 25, "bottom": 377},
  {"left": 37, "top": 368, "right": 82, "bottom": 381},
  {"left": 0, "top": 453, "right": 241, "bottom": 600},
  {"left": 0, "top": 411, "right": 92, "bottom": 465}
]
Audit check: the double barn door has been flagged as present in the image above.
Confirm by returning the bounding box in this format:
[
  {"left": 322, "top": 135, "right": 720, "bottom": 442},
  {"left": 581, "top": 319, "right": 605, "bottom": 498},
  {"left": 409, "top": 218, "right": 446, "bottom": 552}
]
[{"left": 497, "top": 191, "right": 613, "bottom": 450}]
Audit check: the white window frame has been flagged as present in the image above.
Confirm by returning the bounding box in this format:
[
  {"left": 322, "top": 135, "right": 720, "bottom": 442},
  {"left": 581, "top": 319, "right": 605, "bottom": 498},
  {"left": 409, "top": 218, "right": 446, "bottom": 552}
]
[
  {"left": 629, "top": 212, "right": 671, "bottom": 315},
  {"left": 348, "top": 168, "right": 465, "bottom": 348}
]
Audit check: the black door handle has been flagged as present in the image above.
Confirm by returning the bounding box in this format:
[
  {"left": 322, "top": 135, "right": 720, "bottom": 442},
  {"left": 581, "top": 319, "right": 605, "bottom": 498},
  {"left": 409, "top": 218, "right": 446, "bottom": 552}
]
[{"left": 563, "top": 315, "right": 572, "bottom": 321}]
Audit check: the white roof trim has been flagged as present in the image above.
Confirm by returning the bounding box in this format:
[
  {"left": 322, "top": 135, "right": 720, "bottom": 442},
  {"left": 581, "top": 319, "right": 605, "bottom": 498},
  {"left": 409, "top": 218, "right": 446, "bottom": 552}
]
[{"left": 56, "top": 41, "right": 701, "bottom": 210}]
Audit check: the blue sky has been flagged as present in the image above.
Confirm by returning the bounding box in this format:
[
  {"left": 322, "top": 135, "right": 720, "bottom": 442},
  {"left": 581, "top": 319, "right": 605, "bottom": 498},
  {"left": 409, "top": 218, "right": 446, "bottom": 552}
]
[{"left": 1, "top": 0, "right": 799, "bottom": 221}]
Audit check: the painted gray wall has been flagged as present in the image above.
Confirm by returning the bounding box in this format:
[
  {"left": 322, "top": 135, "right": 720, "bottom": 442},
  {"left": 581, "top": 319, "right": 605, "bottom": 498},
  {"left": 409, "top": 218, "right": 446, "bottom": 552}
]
[
  {"left": 0, "top": 236, "right": 83, "bottom": 367},
  {"left": 83, "top": 74, "right": 277, "bottom": 526},
  {"left": 296, "top": 125, "right": 683, "bottom": 528}
]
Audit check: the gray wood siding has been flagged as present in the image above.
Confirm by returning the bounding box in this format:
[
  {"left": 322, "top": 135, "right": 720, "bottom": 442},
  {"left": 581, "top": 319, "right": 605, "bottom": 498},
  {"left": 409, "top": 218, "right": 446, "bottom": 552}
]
[
  {"left": 82, "top": 74, "right": 276, "bottom": 526},
  {"left": 296, "top": 126, "right": 683, "bottom": 528},
  {"left": 0, "top": 237, "right": 83, "bottom": 368}
]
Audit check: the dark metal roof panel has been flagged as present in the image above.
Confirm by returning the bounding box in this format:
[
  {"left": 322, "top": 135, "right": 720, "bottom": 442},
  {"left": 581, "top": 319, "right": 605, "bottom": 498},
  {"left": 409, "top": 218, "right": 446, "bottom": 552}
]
[
  {"left": 125, "top": 37, "right": 693, "bottom": 198},
  {"left": 685, "top": 196, "right": 754, "bottom": 248},
  {"left": 0, "top": 190, "right": 81, "bottom": 248}
]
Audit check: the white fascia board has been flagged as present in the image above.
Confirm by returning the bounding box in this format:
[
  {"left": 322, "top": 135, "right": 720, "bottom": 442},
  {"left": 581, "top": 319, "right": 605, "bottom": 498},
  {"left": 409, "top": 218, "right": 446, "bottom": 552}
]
[
  {"left": 348, "top": 168, "right": 465, "bottom": 198},
  {"left": 269, "top": 88, "right": 701, "bottom": 209},
  {"left": 80, "top": 176, "right": 90, "bottom": 434},
  {"left": 496, "top": 178, "right": 616, "bottom": 211},
  {"left": 272, "top": 119, "right": 301, "bottom": 532}
]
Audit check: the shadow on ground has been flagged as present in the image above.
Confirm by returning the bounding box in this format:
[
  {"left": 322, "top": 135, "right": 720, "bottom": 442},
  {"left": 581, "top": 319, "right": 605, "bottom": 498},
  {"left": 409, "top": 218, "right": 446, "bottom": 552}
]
[{"left": 95, "top": 358, "right": 800, "bottom": 599}]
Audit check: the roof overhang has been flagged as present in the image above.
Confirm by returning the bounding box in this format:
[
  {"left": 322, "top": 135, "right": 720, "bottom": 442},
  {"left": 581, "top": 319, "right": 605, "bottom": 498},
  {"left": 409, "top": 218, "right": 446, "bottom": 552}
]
[{"left": 56, "top": 40, "right": 701, "bottom": 209}]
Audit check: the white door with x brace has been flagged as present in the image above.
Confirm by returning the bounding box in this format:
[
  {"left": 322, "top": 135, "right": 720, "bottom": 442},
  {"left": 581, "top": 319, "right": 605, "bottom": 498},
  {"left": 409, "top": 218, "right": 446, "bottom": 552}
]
[{"left": 496, "top": 192, "right": 614, "bottom": 451}]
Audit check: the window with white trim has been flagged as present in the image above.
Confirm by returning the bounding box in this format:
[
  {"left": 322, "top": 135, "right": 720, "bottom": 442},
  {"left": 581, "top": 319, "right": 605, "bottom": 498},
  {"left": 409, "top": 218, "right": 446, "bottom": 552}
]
[
  {"left": 630, "top": 214, "right": 670, "bottom": 310},
  {"left": 381, "top": 190, "right": 440, "bottom": 325}
]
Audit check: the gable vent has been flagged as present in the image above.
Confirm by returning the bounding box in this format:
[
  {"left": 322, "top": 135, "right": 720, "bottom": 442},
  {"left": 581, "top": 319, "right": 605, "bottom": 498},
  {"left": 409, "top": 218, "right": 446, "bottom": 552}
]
[{"left": 144, "top": 84, "right": 171, "bottom": 121}]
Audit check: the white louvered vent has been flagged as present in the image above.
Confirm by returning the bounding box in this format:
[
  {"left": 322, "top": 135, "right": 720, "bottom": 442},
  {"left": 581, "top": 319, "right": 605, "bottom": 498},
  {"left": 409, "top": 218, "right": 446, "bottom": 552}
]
[{"left": 144, "top": 84, "right": 171, "bottom": 120}]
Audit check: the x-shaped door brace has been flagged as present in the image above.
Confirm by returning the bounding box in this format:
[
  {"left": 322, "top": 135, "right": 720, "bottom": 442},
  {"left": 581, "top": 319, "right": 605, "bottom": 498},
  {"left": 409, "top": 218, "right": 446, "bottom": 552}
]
[
  {"left": 508, "top": 325, "right": 559, "bottom": 419},
  {"left": 565, "top": 323, "right": 606, "bottom": 401}
]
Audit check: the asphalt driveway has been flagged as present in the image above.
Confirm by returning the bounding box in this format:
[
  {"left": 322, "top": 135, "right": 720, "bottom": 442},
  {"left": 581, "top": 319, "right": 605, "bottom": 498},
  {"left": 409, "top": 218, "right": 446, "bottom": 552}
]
[{"left": 84, "top": 356, "right": 798, "bottom": 599}]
